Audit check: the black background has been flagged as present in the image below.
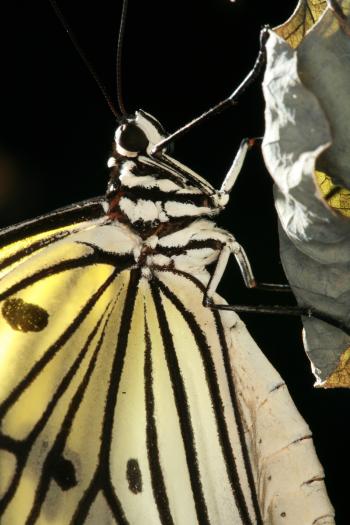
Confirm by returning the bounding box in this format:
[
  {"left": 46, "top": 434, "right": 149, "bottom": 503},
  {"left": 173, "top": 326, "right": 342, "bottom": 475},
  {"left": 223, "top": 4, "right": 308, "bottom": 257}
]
[{"left": 0, "top": 1, "right": 348, "bottom": 522}]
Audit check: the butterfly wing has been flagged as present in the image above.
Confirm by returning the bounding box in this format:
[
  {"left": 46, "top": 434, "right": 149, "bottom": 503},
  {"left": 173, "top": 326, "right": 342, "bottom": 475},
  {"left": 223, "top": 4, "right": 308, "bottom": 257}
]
[
  {"left": 0, "top": 203, "right": 335, "bottom": 524},
  {"left": 0, "top": 196, "right": 106, "bottom": 242},
  {"left": 147, "top": 270, "right": 334, "bottom": 525},
  {"left": 0, "top": 236, "right": 258, "bottom": 525},
  {"left": 0, "top": 201, "right": 139, "bottom": 523}
]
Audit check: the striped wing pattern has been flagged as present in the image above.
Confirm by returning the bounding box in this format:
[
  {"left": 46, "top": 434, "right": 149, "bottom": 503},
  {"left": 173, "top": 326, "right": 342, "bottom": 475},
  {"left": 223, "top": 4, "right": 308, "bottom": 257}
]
[
  {"left": 0, "top": 211, "right": 262, "bottom": 524},
  {"left": 0, "top": 210, "right": 335, "bottom": 524}
]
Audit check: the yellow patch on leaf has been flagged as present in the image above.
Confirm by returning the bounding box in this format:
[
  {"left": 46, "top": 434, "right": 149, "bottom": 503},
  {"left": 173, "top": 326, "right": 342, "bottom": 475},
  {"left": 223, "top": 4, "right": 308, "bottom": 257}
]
[
  {"left": 321, "top": 347, "right": 350, "bottom": 387},
  {"left": 314, "top": 170, "right": 350, "bottom": 217},
  {"left": 274, "top": 0, "right": 327, "bottom": 48}
]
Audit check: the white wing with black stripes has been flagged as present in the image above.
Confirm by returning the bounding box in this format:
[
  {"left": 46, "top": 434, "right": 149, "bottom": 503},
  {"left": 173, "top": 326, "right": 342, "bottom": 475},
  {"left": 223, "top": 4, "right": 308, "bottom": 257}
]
[
  {"left": 0, "top": 207, "right": 258, "bottom": 524},
  {"left": 0, "top": 207, "right": 334, "bottom": 524},
  {"left": 0, "top": 108, "right": 335, "bottom": 524}
]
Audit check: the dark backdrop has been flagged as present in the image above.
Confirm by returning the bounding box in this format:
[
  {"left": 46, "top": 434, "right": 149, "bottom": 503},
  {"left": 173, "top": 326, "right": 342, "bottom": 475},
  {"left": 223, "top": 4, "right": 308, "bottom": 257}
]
[{"left": 0, "top": 1, "right": 348, "bottom": 522}]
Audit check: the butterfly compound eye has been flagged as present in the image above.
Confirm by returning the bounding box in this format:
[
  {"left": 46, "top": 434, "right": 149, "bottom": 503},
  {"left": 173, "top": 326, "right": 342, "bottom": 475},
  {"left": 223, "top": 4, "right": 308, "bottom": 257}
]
[{"left": 118, "top": 123, "right": 149, "bottom": 154}]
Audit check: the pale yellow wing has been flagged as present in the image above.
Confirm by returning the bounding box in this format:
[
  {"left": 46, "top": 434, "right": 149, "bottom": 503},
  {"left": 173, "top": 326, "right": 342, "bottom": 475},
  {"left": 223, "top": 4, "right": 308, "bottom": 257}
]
[
  {"left": 0, "top": 236, "right": 260, "bottom": 525},
  {"left": 0, "top": 220, "right": 134, "bottom": 523},
  {"left": 0, "top": 215, "right": 334, "bottom": 524}
]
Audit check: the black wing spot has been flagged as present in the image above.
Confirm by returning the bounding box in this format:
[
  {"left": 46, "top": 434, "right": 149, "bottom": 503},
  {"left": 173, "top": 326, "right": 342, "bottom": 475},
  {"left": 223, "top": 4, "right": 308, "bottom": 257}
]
[
  {"left": 126, "top": 458, "right": 143, "bottom": 494},
  {"left": 51, "top": 456, "right": 77, "bottom": 491},
  {"left": 2, "top": 298, "right": 49, "bottom": 332}
]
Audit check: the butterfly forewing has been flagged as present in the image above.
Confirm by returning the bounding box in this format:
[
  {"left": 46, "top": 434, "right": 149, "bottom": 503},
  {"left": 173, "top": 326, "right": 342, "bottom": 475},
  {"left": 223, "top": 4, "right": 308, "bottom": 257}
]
[
  {"left": 0, "top": 229, "right": 260, "bottom": 524},
  {"left": 0, "top": 90, "right": 336, "bottom": 523}
]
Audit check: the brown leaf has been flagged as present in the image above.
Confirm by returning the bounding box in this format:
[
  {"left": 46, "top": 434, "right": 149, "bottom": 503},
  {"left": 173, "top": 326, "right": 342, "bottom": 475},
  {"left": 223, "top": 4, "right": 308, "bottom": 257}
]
[
  {"left": 262, "top": 2, "right": 350, "bottom": 386},
  {"left": 274, "top": 0, "right": 327, "bottom": 48}
]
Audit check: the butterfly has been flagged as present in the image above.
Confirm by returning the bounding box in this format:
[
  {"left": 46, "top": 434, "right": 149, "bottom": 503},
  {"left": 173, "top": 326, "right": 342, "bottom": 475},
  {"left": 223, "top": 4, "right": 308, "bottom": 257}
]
[{"left": 0, "top": 1, "right": 336, "bottom": 524}]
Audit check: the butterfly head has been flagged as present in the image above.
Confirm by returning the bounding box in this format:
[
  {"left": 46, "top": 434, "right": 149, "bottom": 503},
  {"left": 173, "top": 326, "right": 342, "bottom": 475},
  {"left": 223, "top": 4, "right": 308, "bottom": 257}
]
[
  {"left": 114, "top": 110, "right": 166, "bottom": 158},
  {"left": 107, "top": 110, "right": 224, "bottom": 235}
]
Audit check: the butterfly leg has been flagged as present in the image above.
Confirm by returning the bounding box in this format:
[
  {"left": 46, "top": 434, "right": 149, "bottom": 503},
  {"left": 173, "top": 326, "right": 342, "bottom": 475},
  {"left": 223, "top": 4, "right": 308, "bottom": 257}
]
[
  {"left": 151, "top": 27, "right": 270, "bottom": 154},
  {"left": 214, "top": 138, "right": 253, "bottom": 205},
  {"left": 208, "top": 135, "right": 265, "bottom": 211},
  {"left": 204, "top": 234, "right": 290, "bottom": 303},
  {"left": 203, "top": 235, "right": 350, "bottom": 334}
]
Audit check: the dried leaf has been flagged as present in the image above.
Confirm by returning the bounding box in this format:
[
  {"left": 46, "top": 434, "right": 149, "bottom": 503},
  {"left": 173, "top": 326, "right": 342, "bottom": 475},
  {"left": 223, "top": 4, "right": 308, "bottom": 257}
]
[
  {"left": 274, "top": 0, "right": 327, "bottom": 48},
  {"left": 262, "top": 0, "right": 350, "bottom": 386},
  {"left": 275, "top": 0, "right": 350, "bottom": 215},
  {"left": 321, "top": 346, "right": 350, "bottom": 387},
  {"left": 315, "top": 170, "right": 350, "bottom": 217}
]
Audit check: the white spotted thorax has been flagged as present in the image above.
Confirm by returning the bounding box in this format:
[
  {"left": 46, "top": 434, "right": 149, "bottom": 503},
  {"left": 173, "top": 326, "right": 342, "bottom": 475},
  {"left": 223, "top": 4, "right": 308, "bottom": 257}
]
[{"left": 107, "top": 110, "right": 229, "bottom": 238}]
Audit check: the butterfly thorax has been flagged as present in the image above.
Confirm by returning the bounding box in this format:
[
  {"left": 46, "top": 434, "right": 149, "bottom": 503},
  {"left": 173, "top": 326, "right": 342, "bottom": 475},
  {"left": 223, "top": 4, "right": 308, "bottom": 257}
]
[{"left": 106, "top": 110, "right": 222, "bottom": 240}]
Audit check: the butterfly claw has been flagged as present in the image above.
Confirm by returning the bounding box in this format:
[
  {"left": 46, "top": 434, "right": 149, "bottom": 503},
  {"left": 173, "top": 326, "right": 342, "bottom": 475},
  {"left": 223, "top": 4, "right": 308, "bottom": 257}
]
[{"left": 203, "top": 294, "right": 214, "bottom": 308}]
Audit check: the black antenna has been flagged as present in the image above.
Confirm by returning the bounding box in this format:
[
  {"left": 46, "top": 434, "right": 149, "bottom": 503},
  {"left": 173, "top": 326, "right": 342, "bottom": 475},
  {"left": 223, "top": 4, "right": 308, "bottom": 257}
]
[
  {"left": 151, "top": 27, "right": 270, "bottom": 155},
  {"left": 116, "top": 0, "right": 129, "bottom": 116},
  {"left": 48, "top": 0, "right": 122, "bottom": 120}
]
